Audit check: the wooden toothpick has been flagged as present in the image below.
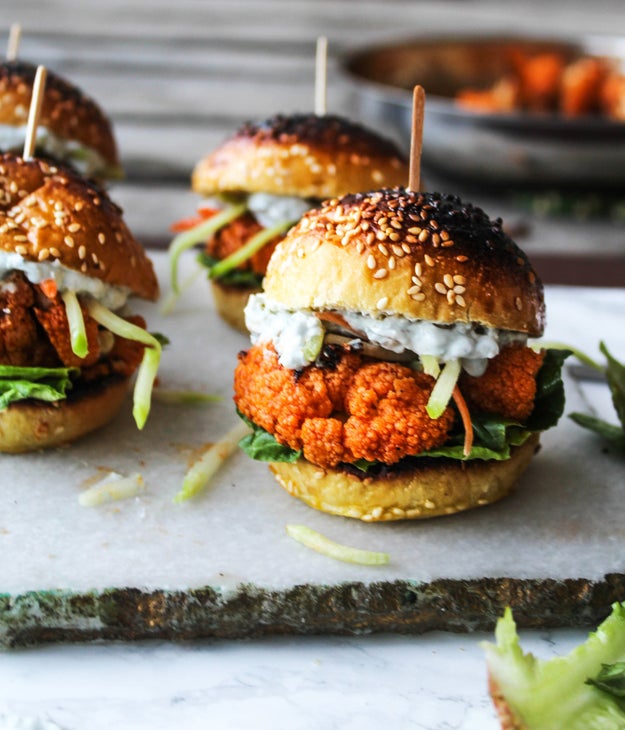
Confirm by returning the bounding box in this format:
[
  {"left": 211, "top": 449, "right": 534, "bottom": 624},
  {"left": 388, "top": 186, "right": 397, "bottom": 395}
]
[
  {"left": 23, "top": 65, "right": 47, "bottom": 160},
  {"left": 408, "top": 85, "right": 425, "bottom": 192},
  {"left": 6, "top": 23, "right": 21, "bottom": 61},
  {"left": 314, "top": 36, "right": 328, "bottom": 116}
]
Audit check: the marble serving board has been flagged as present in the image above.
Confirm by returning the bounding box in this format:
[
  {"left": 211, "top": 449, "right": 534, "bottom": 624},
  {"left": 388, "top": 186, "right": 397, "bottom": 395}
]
[{"left": 1, "top": 253, "right": 624, "bottom": 648}]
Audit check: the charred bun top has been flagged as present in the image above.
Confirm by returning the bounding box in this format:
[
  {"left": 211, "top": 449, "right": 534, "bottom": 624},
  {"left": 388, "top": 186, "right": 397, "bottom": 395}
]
[
  {"left": 192, "top": 113, "right": 409, "bottom": 199},
  {"left": 0, "top": 154, "right": 157, "bottom": 300},
  {"left": 0, "top": 60, "right": 120, "bottom": 173},
  {"left": 263, "top": 187, "right": 545, "bottom": 335}
]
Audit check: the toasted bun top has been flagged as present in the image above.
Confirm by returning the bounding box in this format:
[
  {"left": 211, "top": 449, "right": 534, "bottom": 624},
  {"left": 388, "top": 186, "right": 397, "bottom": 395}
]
[
  {"left": 0, "top": 60, "right": 119, "bottom": 171},
  {"left": 263, "top": 188, "right": 545, "bottom": 335},
  {"left": 192, "top": 113, "right": 408, "bottom": 199},
  {"left": 0, "top": 154, "right": 158, "bottom": 300}
]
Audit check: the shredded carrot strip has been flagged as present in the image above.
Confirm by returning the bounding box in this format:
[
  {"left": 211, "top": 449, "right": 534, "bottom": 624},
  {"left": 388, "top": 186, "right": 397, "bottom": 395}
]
[
  {"left": 452, "top": 386, "right": 474, "bottom": 457},
  {"left": 170, "top": 207, "right": 220, "bottom": 233},
  {"left": 316, "top": 311, "right": 354, "bottom": 330},
  {"left": 39, "top": 278, "right": 58, "bottom": 299}
]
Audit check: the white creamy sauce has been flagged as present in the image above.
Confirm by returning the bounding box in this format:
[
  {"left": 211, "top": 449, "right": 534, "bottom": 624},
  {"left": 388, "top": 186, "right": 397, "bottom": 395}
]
[
  {"left": 246, "top": 192, "right": 313, "bottom": 228},
  {"left": 245, "top": 293, "right": 527, "bottom": 373},
  {"left": 0, "top": 252, "right": 130, "bottom": 310},
  {"left": 246, "top": 293, "right": 324, "bottom": 369},
  {"left": 0, "top": 123, "right": 106, "bottom": 177}
]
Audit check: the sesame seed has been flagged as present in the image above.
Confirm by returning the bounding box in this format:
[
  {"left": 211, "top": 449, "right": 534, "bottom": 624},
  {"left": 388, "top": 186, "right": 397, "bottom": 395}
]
[
  {"left": 447, "top": 290, "right": 455, "bottom": 304},
  {"left": 388, "top": 256, "right": 396, "bottom": 270},
  {"left": 434, "top": 282, "right": 447, "bottom": 295},
  {"left": 78, "top": 245, "right": 86, "bottom": 260},
  {"left": 388, "top": 231, "right": 400, "bottom": 242},
  {"left": 424, "top": 254, "right": 435, "bottom": 267},
  {"left": 443, "top": 274, "right": 454, "bottom": 288},
  {"left": 390, "top": 219, "right": 402, "bottom": 230},
  {"left": 408, "top": 227, "right": 421, "bottom": 235},
  {"left": 515, "top": 297, "right": 523, "bottom": 311},
  {"left": 441, "top": 239, "right": 455, "bottom": 248},
  {"left": 414, "top": 263, "right": 422, "bottom": 277},
  {"left": 13, "top": 234, "right": 27, "bottom": 242},
  {"left": 68, "top": 223, "right": 81, "bottom": 233},
  {"left": 407, "top": 285, "right": 421, "bottom": 295},
  {"left": 411, "top": 276, "right": 421, "bottom": 286},
  {"left": 456, "top": 255, "right": 468, "bottom": 262},
  {"left": 373, "top": 268, "right": 388, "bottom": 279},
  {"left": 64, "top": 235, "right": 74, "bottom": 247},
  {"left": 453, "top": 275, "right": 466, "bottom": 285},
  {"left": 38, "top": 249, "right": 50, "bottom": 261},
  {"left": 375, "top": 230, "right": 386, "bottom": 241},
  {"left": 376, "top": 296, "right": 389, "bottom": 309},
  {"left": 401, "top": 243, "right": 411, "bottom": 254},
  {"left": 453, "top": 285, "right": 466, "bottom": 294},
  {"left": 411, "top": 292, "right": 426, "bottom": 302},
  {"left": 377, "top": 243, "right": 389, "bottom": 256},
  {"left": 456, "top": 295, "right": 466, "bottom": 308},
  {"left": 418, "top": 230, "right": 429, "bottom": 243},
  {"left": 98, "top": 233, "right": 106, "bottom": 244},
  {"left": 391, "top": 244, "right": 404, "bottom": 257},
  {"left": 366, "top": 254, "right": 376, "bottom": 270}
]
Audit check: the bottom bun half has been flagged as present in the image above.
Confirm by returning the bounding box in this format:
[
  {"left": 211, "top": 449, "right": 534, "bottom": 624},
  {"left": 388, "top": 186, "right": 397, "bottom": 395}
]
[
  {"left": 210, "top": 280, "right": 259, "bottom": 334},
  {"left": 0, "top": 376, "right": 131, "bottom": 453},
  {"left": 269, "top": 433, "right": 541, "bottom": 522}
]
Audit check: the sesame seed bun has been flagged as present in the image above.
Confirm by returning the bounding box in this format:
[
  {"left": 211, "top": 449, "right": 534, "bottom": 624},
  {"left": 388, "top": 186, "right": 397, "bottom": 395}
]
[
  {"left": 191, "top": 113, "right": 409, "bottom": 200},
  {"left": 0, "top": 60, "right": 120, "bottom": 178},
  {"left": 264, "top": 188, "right": 545, "bottom": 336},
  {"left": 0, "top": 153, "right": 158, "bottom": 300},
  {"left": 269, "top": 434, "right": 540, "bottom": 522},
  {"left": 0, "top": 375, "right": 130, "bottom": 453}
]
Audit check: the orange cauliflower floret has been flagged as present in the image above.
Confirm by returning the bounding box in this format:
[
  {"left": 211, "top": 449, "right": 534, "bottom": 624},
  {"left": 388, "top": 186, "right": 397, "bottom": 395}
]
[
  {"left": 460, "top": 344, "right": 545, "bottom": 423},
  {"left": 343, "top": 363, "right": 454, "bottom": 464},
  {"left": 234, "top": 345, "right": 454, "bottom": 469}
]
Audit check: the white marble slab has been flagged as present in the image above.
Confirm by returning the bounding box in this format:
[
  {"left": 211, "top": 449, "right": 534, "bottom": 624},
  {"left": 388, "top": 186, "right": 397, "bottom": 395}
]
[{"left": 1, "top": 254, "right": 624, "bottom": 603}]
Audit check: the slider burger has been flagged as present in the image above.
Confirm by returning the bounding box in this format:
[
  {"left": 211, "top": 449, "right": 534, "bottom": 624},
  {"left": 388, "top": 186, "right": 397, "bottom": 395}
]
[
  {"left": 0, "top": 60, "right": 121, "bottom": 181},
  {"left": 168, "top": 113, "right": 408, "bottom": 331},
  {"left": 0, "top": 153, "right": 160, "bottom": 453},
  {"left": 234, "top": 188, "right": 569, "bottom": 521}
]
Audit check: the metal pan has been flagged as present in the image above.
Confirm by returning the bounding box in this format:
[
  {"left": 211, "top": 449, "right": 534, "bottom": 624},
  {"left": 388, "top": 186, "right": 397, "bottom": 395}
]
[{"left": 342, "top": 35, "right": 625, "bottom": 187}]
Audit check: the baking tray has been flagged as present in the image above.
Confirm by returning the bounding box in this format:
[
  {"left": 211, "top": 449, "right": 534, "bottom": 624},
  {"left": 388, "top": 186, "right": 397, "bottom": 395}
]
[{"left": 1, "top": 253, "right": 625, "bottom": 648}]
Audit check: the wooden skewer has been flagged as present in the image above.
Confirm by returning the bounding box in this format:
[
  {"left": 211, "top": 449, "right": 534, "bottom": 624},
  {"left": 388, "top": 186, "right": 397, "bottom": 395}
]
[
  {"left": 408, "top": 84, "right": 425, "bottom": 192},
  {"left": 23, "top": 65, "right": 47, "bottom": 160},
  {"left": 314, "top": 36, "right": 328, "bottom": 116},
  {"left": 6, "top": 23, "right": 21, "bottom": 61}
]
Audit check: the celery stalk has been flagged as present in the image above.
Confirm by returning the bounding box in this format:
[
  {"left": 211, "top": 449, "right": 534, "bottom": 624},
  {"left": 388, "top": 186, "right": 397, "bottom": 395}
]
[
  {"left": 168, "top": 203, "right": 247, "bottom": 294},
  {"left": 426, "top": 358, "right": 461, "bottom": 419},
  {"left": 209, "top": 218, "right": 295, "bottom": 280},
  {"left": 86, "top": 299, "right": 162, "bottom": 429},
  {"left": 483, "top": 604, "right": 625, "bottom": 729},
  {"left": 61, "top": 290, "right": 89, "bottom": 358}
]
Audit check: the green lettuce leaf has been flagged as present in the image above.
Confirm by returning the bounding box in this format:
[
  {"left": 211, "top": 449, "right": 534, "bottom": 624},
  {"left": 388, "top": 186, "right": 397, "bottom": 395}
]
[
  {"left": 236, "top": 347, "right": 568, "bottom": 467},
  {"left": 0, "top": 365, "right": 78, "bottom": 409},
  {"left": 237, "top": 411, "right": 302, "bottom": 462},
  {"left": 483, "top": 603, "right": 625, "bottom": 729},
  {"left": 569, "top": 342, "right": 625, "bottom": 452}
]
